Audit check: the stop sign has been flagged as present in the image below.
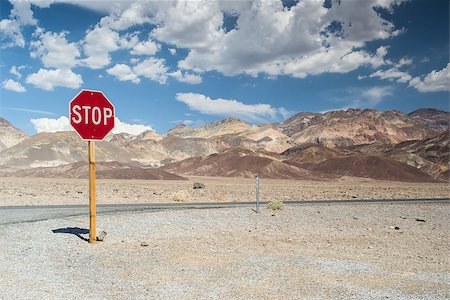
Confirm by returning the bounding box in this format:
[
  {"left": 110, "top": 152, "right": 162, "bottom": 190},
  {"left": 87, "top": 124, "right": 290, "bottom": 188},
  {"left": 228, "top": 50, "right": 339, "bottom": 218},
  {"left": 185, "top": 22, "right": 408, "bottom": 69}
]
[{"left": 69, "top": 89, "right": 115, "bottom": 140}]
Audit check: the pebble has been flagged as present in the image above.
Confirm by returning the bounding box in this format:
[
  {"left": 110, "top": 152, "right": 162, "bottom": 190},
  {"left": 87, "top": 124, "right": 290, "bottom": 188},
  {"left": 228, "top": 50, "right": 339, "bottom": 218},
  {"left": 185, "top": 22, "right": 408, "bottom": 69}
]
[{"left": 96, "top": 231, "right": 107, "bottom": 242}]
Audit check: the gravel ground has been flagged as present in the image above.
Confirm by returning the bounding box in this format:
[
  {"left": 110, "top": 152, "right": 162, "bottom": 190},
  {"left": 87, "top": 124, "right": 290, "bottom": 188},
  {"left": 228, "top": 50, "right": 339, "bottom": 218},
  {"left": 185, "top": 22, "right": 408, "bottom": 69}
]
[
  {"left": 0, "top": 203, "right": 449, "bottom": 299},
  {"left": 0, "top": 176, "right": 449, "bottom": 206}
]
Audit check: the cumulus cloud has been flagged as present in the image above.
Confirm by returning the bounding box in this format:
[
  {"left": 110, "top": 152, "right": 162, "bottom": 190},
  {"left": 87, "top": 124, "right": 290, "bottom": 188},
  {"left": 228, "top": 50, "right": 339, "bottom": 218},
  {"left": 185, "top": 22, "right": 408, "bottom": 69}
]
[
  {"left": 0, "top": 19, "right": 25, "bottom": 48},
  {"left": 26, "top": 68, "right": 83, "bottom": 91},
  {"left": 31, "top": 115, "right": 152, "bottom": 135},
  {"left": 107, "top": 64, "right": 140, "bottom": 84},
  {"left": 130, "top": 39, "right": 160, "bottom": 56},
  {"left": 106, "top": 59, "right": 169, "bottom": 84},
  {"left": 175, "top": 0, "right": 397, "bottom": 77},
  {"left": 112, "top": 118, "right": 153, "bottom": 135},
  {"left": 409, "top": 63, "right": 450, "bottom": 93},
  {"left": 0, "top": 0, "right": 50, "bottom": 48},
  {"left": 82, "top": 25, "right": 122, "bottom": 69},
  {"left": 1, "top": 79, "right": 26, "bottom": 92},
  {"left": 31, "top": 116, "right": 72, "bottom": 133},
  {"left": 30, "top": 29, "right": 81, "bottom": 68},
  {"left": 176, "top": 92, "right": 289, "bottom": 123},
  {"left": 73, "top": 0, "right": 400, "bottom": 78},
  {"left": 133, "top": 57, "right": 168, "bottom": 84},
  {"left": 1, "top": 0, "right": 407, "bottom": 79}
]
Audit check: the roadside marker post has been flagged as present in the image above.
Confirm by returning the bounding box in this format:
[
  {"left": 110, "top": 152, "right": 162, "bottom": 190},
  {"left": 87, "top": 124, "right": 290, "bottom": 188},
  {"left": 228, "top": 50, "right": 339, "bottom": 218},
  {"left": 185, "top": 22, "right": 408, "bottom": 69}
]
[{"left": 69, "top": 90, "right": 115, "bottom": 244}]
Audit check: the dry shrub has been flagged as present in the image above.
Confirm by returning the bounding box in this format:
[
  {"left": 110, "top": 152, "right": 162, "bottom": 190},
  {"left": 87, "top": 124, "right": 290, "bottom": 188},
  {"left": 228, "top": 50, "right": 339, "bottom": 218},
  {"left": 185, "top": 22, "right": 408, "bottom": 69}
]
[
  {"left": 172, "top": 190, "right": 191, "bottom": 202},
  {"left": 267, "top": 199, "right": 283, "bottom": 210},
  {"left": 212, "top": 193, "right": 230, "bottom": 202}
]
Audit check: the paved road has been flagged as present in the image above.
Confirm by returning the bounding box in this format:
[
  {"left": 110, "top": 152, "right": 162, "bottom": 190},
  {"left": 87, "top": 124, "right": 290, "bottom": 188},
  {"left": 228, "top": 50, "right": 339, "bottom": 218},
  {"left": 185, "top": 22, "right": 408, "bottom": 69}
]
[{"left": 1, "top": 198, "right": 449, "bottom": 225}]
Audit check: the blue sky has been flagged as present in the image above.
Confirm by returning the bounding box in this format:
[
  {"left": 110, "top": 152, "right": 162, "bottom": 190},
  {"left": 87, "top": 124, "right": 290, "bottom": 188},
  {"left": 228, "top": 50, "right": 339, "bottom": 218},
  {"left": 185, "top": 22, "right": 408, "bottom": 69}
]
[{"left": 0, "top": 0, "right": 449, "bottom": 136}]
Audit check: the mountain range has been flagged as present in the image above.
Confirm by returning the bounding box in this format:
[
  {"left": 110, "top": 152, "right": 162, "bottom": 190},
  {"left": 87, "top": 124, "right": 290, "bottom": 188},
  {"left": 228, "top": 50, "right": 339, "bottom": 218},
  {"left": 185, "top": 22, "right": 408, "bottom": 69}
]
[{"left": 0, "top": 108, "right": 448, "bottom": 182}]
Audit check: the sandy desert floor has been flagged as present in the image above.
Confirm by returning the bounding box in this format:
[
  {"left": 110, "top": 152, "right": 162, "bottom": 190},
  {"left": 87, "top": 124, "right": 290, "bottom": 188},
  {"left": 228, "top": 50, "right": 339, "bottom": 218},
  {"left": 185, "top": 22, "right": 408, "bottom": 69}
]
[
  {"left": 0, "top": 176, "right": 448, "bottom": 206},
  {"left": 0, "top": 203, "right": 449, "bottom": 299}
]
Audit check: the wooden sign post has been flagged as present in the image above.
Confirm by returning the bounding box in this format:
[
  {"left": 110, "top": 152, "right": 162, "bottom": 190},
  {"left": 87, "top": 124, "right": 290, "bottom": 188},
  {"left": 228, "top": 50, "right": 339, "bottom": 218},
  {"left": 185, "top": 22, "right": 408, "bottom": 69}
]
[
  {"left": 88, "top": 141, "right": 96, "bottom": 244},
  {"left": 69, "top": 90, "right": 115, "bottom": 244}
]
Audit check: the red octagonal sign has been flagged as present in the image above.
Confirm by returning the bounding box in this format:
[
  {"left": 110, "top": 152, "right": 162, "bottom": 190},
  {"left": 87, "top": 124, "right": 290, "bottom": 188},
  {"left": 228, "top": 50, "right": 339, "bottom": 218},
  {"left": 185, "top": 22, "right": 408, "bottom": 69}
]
[{"left": 69, "top": 89, "right": 115, "bottom": 140}]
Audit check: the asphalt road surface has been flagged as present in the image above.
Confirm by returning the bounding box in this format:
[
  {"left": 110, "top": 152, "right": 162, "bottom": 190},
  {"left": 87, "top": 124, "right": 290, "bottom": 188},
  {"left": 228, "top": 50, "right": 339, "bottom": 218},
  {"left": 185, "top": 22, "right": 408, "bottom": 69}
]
[{"left": 0, "top": 198, "right": 449, "bottom": 225}]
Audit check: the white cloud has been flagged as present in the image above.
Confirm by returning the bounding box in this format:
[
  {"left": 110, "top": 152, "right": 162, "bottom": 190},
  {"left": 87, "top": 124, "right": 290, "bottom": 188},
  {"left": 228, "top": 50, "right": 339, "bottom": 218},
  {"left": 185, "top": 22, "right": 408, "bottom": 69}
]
[
  {"left": 409, "top": 63, "right": 450, "bottom": 93},
  {"left": 170, "top": 70, "right": 202, "bottom": 84},
  {"left": 150, "top": 1, "right": 224, "bottom": 49},
  {"left": 130, "top": 39, "right": 160, "bottom": 56},
  {"left": 10, "top": 66, "right": 22, "bottom": 78},
  {"left": 107, "top": 64, "right": 140, "bottom": 84},
  {"left": 354, "top": 86, "right": 394, "bottom": 107},
  {"left": 175, "top": 1, "right": 395, "bottom": 77},
  {"left": 97, "top": 1, "right": 152, "bottom": 30},
  {"left": 370, "top": 68, "right": 412, "bottom": 83},
  {"left": 26, "top": 68, "right": 83, "bottom": 91},
  {"left": 395, "top": 57, "right": 413, "bottom": 68},
  {"left": 361, "top": 86, "right": 394, "bottom": 102},
  {"left": 30, "top": 29, "right": 80, "bottom": 68},
  {"left": 82, "top": 25, "right": 121, "bottom": 69},
  {"left": 72, "top": 0, "right": 399, "bottom": 79},
  {"left": 133, "top": 57, "right": 168, "bottom": 84},
  {"left": 106, "top": 59, "right": 170, "bottom": 84},
  {"left": 9, "top": 0, "right": 39, "bottom": 26},
  {"left": 0, "top": 19, "right": 24, "bottom": 48},
  {"left": 176, "top": 92, "right": 289, "bottom": 123},
  {"left": 31, "top": 115, "right": 151, "bottom": 135},
  {"left": 31, "top": 116, "right": 72, "bottom": 133},
  {"left": 1, "top": 79, "right": 26, "bottom": 92},
  {"left": 0, "top": 0, "right": 407, "bottom": 81},
  {"left": 0, "top": 0, "right": 51, "bottom": 48},
  {"left": 112, "top": 118, "right": 153, "bottom": 135}
]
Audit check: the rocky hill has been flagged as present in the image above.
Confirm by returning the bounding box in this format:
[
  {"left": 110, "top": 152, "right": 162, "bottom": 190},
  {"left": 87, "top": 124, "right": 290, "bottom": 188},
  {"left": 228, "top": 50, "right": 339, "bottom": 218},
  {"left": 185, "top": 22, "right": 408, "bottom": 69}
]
[
  {"left": 279, "top": 109, "right": 447, "bottom": 147},
  {"left": 408, "top": 108, "right": 449, "bottom": 133},
  {"left": 161, "top": 148, "right": 331, "bottom": 180},
  {"left": 0, "top": 108, "right": 448, "bottom": 181},
  {"left": 0, "top": 131, "right": 133, "bottom": 169},
  {"left": 168, "top": 118, "right": 252, "bottom": 139},
  {"left": 0, "top": 118, "right": 28, "bottom": 150},
  {"left": 5, "top": 161, "right": 185, "bottom": 180},
  {"left": 306, "top": 155, "right": 437, "bottom": 183}
]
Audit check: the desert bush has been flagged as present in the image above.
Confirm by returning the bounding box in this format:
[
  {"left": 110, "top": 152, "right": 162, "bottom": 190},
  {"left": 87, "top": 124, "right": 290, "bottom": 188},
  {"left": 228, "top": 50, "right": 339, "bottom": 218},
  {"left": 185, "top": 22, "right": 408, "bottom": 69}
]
[
  {"left": 267, "top": 199, "right": 284, "bottom": 210},
  {"left": 212, "top": 193, "right": 229, "bottom": 202},
  {"left": 172, "top": 190, "right": 191, "bottom": 202}
]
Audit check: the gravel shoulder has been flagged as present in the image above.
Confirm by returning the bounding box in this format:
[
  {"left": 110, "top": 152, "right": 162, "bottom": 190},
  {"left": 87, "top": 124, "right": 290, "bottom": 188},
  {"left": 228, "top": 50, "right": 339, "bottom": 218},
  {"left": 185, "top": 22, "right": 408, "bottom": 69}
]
[{"left": 0, "top": 204, "right": 449, "bottom": 299}]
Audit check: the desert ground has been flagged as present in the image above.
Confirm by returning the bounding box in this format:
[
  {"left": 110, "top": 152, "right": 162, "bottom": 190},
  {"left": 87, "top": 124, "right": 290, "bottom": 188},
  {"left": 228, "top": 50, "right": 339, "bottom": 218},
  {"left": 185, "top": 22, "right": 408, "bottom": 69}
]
[
  {"left": 0, "top": 176, "right": 449, "bottom": 206},
  {"left": 1, "top": 176, "right": 449, "bottom": 298},
  {"left": 0, "top": 203, "right": 449, "bottom": 299}
]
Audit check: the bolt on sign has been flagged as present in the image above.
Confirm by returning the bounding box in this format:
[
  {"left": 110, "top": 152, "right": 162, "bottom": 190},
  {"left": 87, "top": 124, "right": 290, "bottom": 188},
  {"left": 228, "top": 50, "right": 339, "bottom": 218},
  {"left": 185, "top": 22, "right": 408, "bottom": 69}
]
[{"left": 69, "top": 90, "right": 115, "bottom": 244}]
